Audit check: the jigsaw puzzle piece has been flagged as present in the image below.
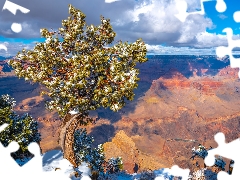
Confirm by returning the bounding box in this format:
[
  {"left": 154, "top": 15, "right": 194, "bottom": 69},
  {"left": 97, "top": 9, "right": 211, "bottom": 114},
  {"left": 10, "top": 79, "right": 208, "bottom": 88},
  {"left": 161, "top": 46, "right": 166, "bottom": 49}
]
[
  {"left": 216, "top": 28, "right": 233, "bottom": 57},
  {"left": 2, "top": 0, "right": 30, "bottom": 15},
  {"left": 21, "top": 142, "right": 43, "bottom": 176},
  {"left": 216, "top": 28, "right": 240, "bottom": 77},
  {"left": 216, "top": 46, "right": 228, "bottom": 58},
  {"left": 168, "top": 165, "right": 190, "bottom": 180},
  {"left": 217, "top": 171, "right": 234, "bottom": 180},
  {"left": 175, "top": 0, "right": 227, "bottom": 23},
  {"left": 0, "top": 123, "right": 72, "bottom": 179},
  {"left": 215, "top": 163, "right": 240, "bottom": 180},
  {"left": 204, "top": 132, "right": 240, "bottom": 180},
  {"left": 215, "top": 0, "right": 227, "bottom": 13},
  {"left": 234, "top": 11, "right": 240, "bottom": 23},
  {"left": 0, "top": 141, "right": 21, "bottom": 177},
  {"left": 0, "top": 130, "right": 44, "bottom": 178},
  {"left": 174, "top": 0, "right": 189, "bottom": 22}
]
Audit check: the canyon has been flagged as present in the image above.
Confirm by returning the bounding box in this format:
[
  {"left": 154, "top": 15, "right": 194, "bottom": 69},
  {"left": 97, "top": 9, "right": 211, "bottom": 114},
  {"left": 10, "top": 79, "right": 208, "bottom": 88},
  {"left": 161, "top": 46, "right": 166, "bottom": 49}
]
[{"left": 1, "top": 55, "right": 240, "bottom": 173}]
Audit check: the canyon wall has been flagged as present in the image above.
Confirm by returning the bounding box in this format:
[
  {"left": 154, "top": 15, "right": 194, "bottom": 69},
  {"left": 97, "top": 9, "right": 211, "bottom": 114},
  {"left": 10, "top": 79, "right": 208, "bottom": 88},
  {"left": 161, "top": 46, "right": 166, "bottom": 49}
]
[{"left": 1, "top": 56, "right": 240, "bottom": 173}]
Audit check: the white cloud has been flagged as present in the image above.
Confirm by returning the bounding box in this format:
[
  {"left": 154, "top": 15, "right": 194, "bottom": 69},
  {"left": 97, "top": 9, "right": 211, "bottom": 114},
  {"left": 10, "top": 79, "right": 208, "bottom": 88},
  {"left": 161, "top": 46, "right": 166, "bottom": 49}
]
[
  {"left": 0, "top": 0, "right": 234, "bottom": 55},
  {"left": 0, "top": 44, "right": 8, "bottom": 52},
  {"left": 126, "top": 1, "right": 155, "bottom": 22},
  {"left": 0, "top": 42, "right": 35, "bottom": 57},
  {"left": 175, "top": 15, "right": 213, "bottom": 44},
  {"left": 195, "top": 31, "right": 228, "bottom": 48},
  {"left": 111, "top": 0, "right": 216, "bottom": 47},
  {"left": 146, "top": 44, "right": 217, "bottom": 55},
  {"left": 110, "top": 0, "right": 236, "bottom": 52}
]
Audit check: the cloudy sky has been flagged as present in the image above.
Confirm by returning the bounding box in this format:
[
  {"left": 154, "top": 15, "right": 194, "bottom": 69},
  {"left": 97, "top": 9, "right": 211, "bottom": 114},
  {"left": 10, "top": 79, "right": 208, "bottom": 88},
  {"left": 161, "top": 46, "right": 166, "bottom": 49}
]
[{"left": 0, "top": 0, "right": 240, "bottom": 56}]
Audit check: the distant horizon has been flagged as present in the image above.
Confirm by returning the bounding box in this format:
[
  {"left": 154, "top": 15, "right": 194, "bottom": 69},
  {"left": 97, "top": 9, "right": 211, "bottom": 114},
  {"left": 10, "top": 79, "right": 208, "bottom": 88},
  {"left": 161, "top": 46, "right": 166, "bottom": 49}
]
[
  {"left": 1, "top": 0, "right": 240, "bottom": 57},
  {"left": 0, "top": 54, "right": 223, "bottom": 58},
  {"left": 0, "top": 54, "right": 236, "bottom": 59}
]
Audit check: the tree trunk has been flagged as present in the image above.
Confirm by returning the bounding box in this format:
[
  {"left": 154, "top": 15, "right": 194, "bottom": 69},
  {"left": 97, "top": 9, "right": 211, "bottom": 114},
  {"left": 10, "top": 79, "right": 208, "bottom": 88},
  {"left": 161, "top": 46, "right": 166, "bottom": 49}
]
[{"left": 59, "top": 113, "right": 80, "bottom": 167}]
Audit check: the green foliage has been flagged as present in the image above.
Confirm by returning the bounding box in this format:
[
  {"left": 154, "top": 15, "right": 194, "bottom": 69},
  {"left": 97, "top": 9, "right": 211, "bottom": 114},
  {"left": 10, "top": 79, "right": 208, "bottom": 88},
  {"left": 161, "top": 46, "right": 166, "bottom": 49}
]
[
  {"left": 0, "top": 94, "right": 41, "bottom": 154},
  {"left": 106, "top": 157, "right": 123, "bottom": 174},
  {"left": 74, "top": 128, "right": 125, "bottom": 179},
  {"left": 0, "top": 94, "right": 16, "bottom": 125},
  {"left": 8, "top": 4, "right": 148, "bottom": 123},
  {"left": 73, "top": 128, "right": 105, "bottom": 173}
]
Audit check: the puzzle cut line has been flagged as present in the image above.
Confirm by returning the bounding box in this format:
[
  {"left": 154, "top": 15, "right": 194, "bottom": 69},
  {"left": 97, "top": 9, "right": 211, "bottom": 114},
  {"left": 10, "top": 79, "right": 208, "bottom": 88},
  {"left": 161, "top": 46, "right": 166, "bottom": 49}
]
[
  {"left": 2, "top": 0, "right": 30, "bottom": 33},
  {"left": 205, "top": 132, "right": 240, "bottom": 180},
  {"left": 175, "top": 0, "right": 227, "bottom": 22}
]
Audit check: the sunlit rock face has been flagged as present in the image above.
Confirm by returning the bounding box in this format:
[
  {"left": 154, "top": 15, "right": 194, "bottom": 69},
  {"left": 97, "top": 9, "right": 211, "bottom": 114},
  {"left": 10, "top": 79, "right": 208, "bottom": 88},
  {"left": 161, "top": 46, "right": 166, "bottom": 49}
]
[{"left": 1, "top": 55, "right": 240, "bottom": 173}]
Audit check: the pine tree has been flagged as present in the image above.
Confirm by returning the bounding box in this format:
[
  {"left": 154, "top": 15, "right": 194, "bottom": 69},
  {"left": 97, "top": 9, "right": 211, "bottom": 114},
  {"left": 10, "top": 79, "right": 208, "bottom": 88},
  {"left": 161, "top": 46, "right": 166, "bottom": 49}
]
[
  {"left": 0, "top": 94, "right": 41, "bottom": 160},
  {"left": 73, "top": 128, "right": 105, "bottom": 179},
  {"left": 8, "top": 4, "right": 147, "bottom": 165},
  {"left": 73, "top": 128, "right": 125, "bottom": 179},
  {"left": 73, "top": 128, "right": 105, "bottom": 170},
  {"left": 0, "top": 94, "right": 16, "bottom": 125}
]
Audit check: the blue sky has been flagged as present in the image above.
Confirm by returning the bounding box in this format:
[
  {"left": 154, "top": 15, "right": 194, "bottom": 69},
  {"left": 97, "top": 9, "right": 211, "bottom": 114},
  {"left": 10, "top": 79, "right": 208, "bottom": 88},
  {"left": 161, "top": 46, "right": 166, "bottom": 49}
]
[{"left": 0, "top": 0, "right": 240, "bottom": 56}]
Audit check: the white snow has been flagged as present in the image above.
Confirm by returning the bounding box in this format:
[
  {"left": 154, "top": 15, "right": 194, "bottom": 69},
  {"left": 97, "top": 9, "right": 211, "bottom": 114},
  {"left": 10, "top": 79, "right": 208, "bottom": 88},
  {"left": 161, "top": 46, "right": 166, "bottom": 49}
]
[
  {"left": 69, "top": 108, "right": 79, "bottom": 115},
  {"left": 40, "top": 149, "right": 182, "bottom": 179},
  {"left": 15, "top": 149, "right": 214, "bottom": 179},
  {"left": 42, "top": 150, "right": 91, "bottom": 179}
]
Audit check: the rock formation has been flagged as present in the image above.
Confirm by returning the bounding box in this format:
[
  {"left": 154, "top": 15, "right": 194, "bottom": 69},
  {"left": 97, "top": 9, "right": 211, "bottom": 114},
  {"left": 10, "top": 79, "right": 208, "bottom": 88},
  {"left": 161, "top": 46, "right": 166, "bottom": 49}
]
[{"left": 1, "top": 56, "right": 240, "bottom": 174}]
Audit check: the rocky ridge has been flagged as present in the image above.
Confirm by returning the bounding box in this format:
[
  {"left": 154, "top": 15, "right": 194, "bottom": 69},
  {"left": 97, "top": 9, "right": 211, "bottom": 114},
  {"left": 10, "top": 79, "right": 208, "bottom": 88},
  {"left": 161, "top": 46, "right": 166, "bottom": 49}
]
[{"left": 1, "top": 56, "right": 240, "bottom": 174}]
